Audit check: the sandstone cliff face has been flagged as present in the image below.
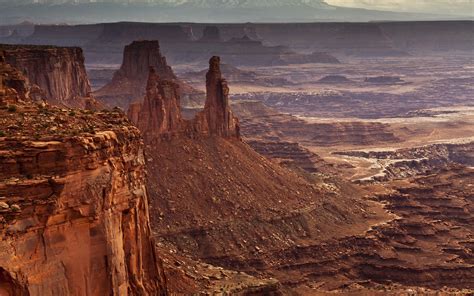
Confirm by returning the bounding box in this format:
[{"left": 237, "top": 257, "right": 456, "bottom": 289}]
[
  {"left": 0, "top": 74, "right": 167, "bottom": 295},
  {"left": 115, "top": 40, "right": 177, "bottom": 84},
  {"left": 1, "top": 44, "right": 92, "bottom": 108}
]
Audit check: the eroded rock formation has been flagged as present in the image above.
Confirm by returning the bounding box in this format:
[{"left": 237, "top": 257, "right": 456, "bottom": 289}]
[
  {"left": 0, "top": 51, "right": 29, "bottom": 105},
  {"left": 95, "top": 40, "right": 193, "bottom": 109},
  {"left": 128, "top": 56, "right": 239, "bottom": 141},
  {"left": 116, "top": 40, "right": 176, "bottom": 83},
  {"left": 0, "top": 66, "right": 167, "bottom": 296},
  {"left": 1, "top": 44, "right": 92, "bottom": 108},
  {"left": 135, "top": 67, "right": 183, "bottom": 141},
  {"left": 195, "top": 56, "right": 240, "bottom": 138}
]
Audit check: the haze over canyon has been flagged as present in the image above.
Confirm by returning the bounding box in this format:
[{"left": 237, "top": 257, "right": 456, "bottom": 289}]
[
  {"left": 0, "top": 1, "right": 473, "bottom": 295},
  {"left": 0, "top": 0, "right": 472, "bottom": 24}
]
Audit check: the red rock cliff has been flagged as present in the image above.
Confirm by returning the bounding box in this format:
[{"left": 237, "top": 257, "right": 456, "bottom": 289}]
[
  {"left": 0, "top": 72, "right": 167, "bottom": 295},
  {"left": 1, "top": 45, "right": 92, "bottom": 108}
]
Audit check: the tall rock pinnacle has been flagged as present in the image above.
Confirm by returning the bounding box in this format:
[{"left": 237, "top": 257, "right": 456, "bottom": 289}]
[{"left": 203, "top": 56, "right": 240, "bottom": 138}]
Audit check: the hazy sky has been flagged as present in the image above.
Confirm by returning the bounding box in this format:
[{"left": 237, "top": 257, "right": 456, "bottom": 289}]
[
  {"left": 325, "top": 0, "right": 474, "bottom": 16},
  {"left": 0, "top": 0, "right": 473, "bottom": 16}
]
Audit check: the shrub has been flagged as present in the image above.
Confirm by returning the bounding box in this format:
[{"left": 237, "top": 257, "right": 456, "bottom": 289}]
[{"left": 7, "top": 105, "right": 17, "bottom": 113}]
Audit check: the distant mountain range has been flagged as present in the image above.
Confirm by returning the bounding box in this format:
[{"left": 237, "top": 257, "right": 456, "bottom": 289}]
[
  {"left": 1, "top": 0, "right": 330, "bottom": 5},
  {"left": 171, "top": 0, "right": 330, "bottom": 8},
  {"left": 0, "top": 0, "right": 471, "bottom": 25}
]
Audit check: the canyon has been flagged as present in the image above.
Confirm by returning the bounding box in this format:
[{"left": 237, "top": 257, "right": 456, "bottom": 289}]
[
  {"left": 0, "top": 18, "right": 473, "bottom": 295},
  {"left": 132, "top": 56, "right": 389, "bottom": 293}
]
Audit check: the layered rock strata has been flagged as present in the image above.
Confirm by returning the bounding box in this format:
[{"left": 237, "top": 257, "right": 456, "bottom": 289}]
[
  {"left": 0, "top": 44, "right": 92, "bottom": 108},
  {"left": 0, "top": 69, "right": 167, "bottom": 295},
  {"left": 240, "top": 109, "right": 397, "bottom": 146}
]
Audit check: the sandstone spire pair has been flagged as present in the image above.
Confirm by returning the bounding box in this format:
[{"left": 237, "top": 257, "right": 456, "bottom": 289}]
[{"left": 128, "top": 56, "right": 240, "bottom": 141}]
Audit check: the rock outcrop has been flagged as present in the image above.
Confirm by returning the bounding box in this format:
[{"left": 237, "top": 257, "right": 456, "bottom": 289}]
[
  {"left": 115, "top": 40, "right": 176, "bottom": 83},
  {"left": 0, "top": 67, "right": 167, "bottom": 295},
  {"left": 128, "top": 56, "right": 239, "bottom": 141},
  {"left": 1, "top": 44, "right": 92, "bottom": 108},
  {"left": 0, "top": 51, "right": 29, "bottom": 105},
  {"left": 195, "top": 56, "right": 240, "bottom": 138},
  {"left": 135, "top": 67, "right": 182, "bottom": 141},
  {"left": 95, "top": 40, "right": 197, "bottom": 110}
]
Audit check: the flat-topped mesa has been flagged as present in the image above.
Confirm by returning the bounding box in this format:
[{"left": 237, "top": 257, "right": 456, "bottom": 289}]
[
  {"left": 133, "top": 67, "right": 182, "bottom": 142},
  {"left": 198, "top": 56, "right": 240, "bottom": 138},
  {"left": 1, "top": 45, "right": 92, "bottom": 108}
]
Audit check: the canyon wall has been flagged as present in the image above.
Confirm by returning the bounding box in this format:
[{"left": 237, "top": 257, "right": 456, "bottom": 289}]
[
  {"left": 0, "top": 61, "right": 167, "bottom": 295},
  {"left": 1, "top": 44, "right": 92, "bottom": 108},
  {"left": 232, "top": 101, "right": 398, "bottom": 147}
]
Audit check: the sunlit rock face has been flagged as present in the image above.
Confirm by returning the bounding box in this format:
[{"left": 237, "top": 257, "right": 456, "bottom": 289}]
[{"left": 0, "top": 62, "right": 167, "bottom": 296}]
